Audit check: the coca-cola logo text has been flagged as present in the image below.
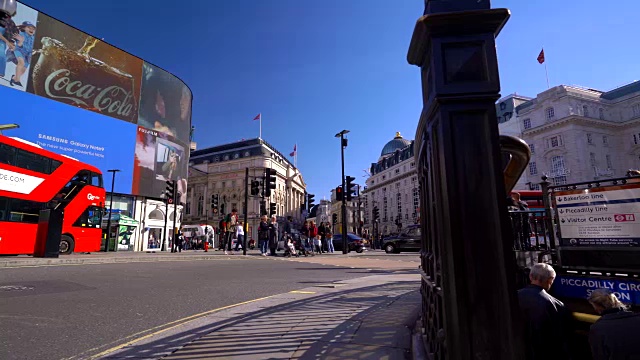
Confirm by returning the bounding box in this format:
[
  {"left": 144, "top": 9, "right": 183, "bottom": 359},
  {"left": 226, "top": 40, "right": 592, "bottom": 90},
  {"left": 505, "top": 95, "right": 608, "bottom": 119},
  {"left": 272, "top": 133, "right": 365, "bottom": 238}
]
[{"left": 44, "top": 69, "right": 134, "bottom": 118}]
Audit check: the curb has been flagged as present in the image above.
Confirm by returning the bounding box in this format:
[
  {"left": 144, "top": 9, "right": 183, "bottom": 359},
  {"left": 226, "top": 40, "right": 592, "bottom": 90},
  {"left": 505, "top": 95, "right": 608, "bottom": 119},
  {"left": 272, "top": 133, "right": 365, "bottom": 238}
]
[{"left": 0, "top": 254, "right": 250, "bottom": 268}]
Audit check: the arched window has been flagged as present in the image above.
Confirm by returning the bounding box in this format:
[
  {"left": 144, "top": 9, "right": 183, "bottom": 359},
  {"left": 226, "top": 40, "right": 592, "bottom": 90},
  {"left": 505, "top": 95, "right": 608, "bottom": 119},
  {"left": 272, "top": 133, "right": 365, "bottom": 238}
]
[{"left": 149, "top": 208, "right": 164, "bottom": 220}]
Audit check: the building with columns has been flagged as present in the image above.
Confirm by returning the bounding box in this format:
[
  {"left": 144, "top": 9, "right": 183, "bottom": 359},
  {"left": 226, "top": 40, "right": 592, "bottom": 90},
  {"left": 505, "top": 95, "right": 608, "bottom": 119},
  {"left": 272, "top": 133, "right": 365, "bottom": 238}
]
[
  {"left": 183, "top": 138, "right": 307, "bottom": 240},
  {"left": 362, "top": 132, "right": 420, "bottom": 236},
  {"left": 498, "top": 80, "right": 640, "bottom": 189}
]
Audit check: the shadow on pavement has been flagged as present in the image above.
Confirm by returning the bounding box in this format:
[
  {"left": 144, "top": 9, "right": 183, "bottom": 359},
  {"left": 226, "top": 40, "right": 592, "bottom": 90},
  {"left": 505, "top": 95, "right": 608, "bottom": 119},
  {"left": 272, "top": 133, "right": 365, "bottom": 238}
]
[{"left": 101, "top": 282, "right": 419, "bottom": 360}]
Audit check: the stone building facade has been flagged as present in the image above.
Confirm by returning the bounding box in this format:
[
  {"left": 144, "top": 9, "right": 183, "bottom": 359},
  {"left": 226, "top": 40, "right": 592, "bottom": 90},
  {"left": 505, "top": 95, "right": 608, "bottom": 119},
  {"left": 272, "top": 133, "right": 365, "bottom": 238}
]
[
  {"left": 329, "top": 189, "right": 364, "bottom": 235},
  {"left": 498, "top": 81, "right": 640, "bottom": 189},
  {"left": 183, "top": 138, "right": 306, "bottom": 240},
  {"left": 361, "top": 132, "right": 420, "bottom": 236}
]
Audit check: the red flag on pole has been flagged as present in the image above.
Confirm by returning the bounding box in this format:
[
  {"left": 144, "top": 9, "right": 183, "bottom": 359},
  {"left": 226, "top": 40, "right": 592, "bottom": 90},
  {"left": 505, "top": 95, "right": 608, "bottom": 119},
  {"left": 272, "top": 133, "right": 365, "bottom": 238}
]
[
  {"left": 289, "top": 144, "right": 297, "bottom": 157},
  {"left": 253, "top": 113, "right": 261, "bottom": 121},
  {"left": 537, "top": 49, "right": 545, "bottom": 64}
]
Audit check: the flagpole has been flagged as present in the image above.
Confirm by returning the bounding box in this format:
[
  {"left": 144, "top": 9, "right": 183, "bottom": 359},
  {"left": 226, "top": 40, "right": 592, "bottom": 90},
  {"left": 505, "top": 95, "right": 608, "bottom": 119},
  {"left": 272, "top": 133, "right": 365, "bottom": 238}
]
[
  {"left": 544, "top": 62, "right": 550, "bottom": 89},
  {"left": 259, "top": 116, "right": 262, "bottom": 139},
  {"left": 295, "top": 143, "right": 297, "bottom": 168}
]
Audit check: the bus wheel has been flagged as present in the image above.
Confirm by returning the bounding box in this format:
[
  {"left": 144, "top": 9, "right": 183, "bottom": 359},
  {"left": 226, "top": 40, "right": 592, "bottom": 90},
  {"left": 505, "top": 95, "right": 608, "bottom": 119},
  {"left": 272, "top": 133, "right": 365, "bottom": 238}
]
[{"left": 59, "top": 235, "right": 74, "bottom": 255}]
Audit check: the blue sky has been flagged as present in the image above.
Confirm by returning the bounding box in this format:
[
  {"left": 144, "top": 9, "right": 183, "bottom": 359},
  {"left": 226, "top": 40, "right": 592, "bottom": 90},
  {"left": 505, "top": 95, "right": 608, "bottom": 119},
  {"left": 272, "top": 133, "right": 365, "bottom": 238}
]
[{"left": 23, "top": 0, "right": 640, "bottom": 200}]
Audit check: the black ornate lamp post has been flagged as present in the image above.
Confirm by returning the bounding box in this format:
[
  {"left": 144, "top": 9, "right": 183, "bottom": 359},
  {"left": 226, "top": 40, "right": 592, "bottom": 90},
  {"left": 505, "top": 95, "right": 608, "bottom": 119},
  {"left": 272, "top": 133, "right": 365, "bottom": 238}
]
[
  {"left": 104, "top": 169, "right": 120, "bottom": 252},
  {"left": 408, "top": 0, "right": 524, "bottom": 359}
]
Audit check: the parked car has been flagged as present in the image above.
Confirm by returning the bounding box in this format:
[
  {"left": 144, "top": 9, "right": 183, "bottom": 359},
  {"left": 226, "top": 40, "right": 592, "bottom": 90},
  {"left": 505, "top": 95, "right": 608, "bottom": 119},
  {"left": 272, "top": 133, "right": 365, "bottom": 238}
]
[
  {"left": 332, "top": 233, "right": 366, "bottom": 253},
  {"left": 382, "top": 225, "right": 421, "bottom": 253}
]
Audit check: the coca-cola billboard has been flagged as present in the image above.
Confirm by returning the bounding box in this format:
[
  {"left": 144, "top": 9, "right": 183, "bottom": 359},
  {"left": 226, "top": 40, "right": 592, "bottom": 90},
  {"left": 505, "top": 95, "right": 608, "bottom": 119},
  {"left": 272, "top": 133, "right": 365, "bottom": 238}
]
[
  {"left": 27, "top": 13, "right": 143, "bottom": 123},
  {"left": 1, "top": 1, "right": 192, "bottom": 198}
]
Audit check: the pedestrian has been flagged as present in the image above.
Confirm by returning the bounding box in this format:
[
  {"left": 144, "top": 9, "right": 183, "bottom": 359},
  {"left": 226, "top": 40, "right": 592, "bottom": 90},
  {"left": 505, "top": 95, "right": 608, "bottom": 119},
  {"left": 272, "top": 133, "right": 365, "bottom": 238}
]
[
  {"left": 301, "top": 220, "right": 311, "bottom": 253},
  {"left": 518, "top": 263, "right": 574, "bottom": 360},
  {"left": 234, "top": 220, "right": 245, "bottom": 253},
  {"left": 318, "top": 222, "right": 328, "bottom": 253},
  {"left": 326, "top": 224, "right": 334, "bottom": 253},
  {"left": 173, "top": 231, "right": 182, "bottom": 253},
  {"left": 218, "top": 218, "right": 226, "bottom": 250},
  {"left": 309, "top": 221, "right": 320, "bottom": 254},
  {"left": 588, "top": 289, "right": 640, "bottom": 360},
  {"left": 258, "top": 215, "right": 269, "bottom": 256},
  {"left": 268, "top": 215, "right": 279, "bottom": 256},
  {"left": 223, "top": 208, "right": 239, "bottom": 255},
  {"left": 282, "top": 216, "right": 293, "bottom": 243}
]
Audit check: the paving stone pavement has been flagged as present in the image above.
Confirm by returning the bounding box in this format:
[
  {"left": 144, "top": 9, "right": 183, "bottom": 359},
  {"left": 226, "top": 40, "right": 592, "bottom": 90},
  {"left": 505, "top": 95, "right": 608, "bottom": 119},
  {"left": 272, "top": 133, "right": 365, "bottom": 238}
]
[{"left": 100, "top": 274, "right": 421, "bottom": 360}]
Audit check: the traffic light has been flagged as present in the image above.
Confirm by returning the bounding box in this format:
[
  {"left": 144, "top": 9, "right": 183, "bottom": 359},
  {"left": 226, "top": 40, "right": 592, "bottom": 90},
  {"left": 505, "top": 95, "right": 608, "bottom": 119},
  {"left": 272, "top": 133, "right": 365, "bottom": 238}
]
[
  {"left": 265, "top": 168, "right": 277, "bottom": 197},
  {"left": 260, "top": 201, "right": 267, "bottom": 216},
  {"left": 269, "top": 202, "right": 277, "bottom": 216},
  {"left": 220, "top": 203, "right": 226, "bottom": 215},
  {"left": 345, "top": 176, "right": 356, "bottom": 201},
  {"left": 250, "top": 180, "right": 260, "bottom": 196},
  {"left": 165, "top": 180, "right": 175, "bottom": 203},
  {"left": 307, "top": 193, "right": 315, "bottom": 211},
  {"left": 373, "top": 206, "right": 379, "bottom": 221},
  {"left": 335, "top": 186, "right": 343, "bottom": 201},
  {"left": 332, "top": 213, "right": 338, "bottom": 224},
  {"left": 211, "top": 194, "right": 219, "bottom": 213}
]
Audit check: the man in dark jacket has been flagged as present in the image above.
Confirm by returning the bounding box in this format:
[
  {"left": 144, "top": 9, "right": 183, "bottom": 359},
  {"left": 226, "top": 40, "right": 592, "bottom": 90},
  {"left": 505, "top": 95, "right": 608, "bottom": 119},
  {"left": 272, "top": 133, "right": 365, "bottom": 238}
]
[
  {"left": 588, "top": 289, "right": 640, "bottom": 360},
  {"left": 518, "top": 263, "right": 574, "bottom": 360}
]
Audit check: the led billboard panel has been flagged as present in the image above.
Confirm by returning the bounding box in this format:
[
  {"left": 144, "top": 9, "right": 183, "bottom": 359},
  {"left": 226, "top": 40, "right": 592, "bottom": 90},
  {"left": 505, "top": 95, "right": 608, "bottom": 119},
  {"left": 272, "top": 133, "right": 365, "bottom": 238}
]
[{"left": 0, "top": 1, "right": 192, "bottom": 201}]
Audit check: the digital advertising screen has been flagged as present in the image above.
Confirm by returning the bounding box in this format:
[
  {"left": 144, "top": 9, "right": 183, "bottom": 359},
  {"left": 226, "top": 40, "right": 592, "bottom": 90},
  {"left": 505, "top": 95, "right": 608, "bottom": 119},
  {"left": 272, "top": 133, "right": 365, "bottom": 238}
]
[{"left": 0, "top": 1, "right": 192, "bottom": 198}]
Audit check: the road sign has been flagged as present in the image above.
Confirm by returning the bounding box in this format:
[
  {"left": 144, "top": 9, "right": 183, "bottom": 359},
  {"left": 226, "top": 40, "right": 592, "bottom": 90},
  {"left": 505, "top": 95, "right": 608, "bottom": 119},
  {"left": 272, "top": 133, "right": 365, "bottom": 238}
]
[
  {"left": 554, "top": 184, "right": 640, "bottom": 246},
  {"left": 552, "top": 275, "right": 640, "bottom": 305}
]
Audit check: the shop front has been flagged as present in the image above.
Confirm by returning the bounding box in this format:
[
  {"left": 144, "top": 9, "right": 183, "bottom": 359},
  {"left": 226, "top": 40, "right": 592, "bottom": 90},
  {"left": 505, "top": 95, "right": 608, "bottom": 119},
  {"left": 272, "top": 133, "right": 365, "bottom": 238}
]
[
  {"left": 134, "top": 198, "right": 182, "bottom": 252},
  {"left": 101, "top": 214, "right": 139, "bottom": 251}
]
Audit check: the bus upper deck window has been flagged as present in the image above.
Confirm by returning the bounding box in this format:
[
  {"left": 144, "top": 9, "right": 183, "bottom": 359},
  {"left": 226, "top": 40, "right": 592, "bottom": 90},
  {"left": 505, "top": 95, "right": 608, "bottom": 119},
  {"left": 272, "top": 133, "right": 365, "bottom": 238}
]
[
  {"left": 0, "top": 144, "right": 15, "bottom": 166},
  {"left": 91, "top": 172, "right": 103, "bottom": 187}
]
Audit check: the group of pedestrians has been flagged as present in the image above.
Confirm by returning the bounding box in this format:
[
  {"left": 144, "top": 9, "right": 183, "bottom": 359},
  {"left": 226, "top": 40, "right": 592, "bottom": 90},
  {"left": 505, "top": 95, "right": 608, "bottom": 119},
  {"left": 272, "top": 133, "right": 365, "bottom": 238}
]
[
  {"left": 300, "top": 220, "right": 334, "bottom": 254},
  {"left": 519, "top": 263, "right": 640, "bottom": 360}
]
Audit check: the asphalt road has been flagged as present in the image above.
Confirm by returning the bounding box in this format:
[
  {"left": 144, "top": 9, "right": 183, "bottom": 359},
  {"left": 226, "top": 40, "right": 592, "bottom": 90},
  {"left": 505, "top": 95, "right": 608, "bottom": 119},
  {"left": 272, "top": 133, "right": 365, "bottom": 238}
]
[{"left": 0, "top": 257, "right": 374, "bottom": 360}]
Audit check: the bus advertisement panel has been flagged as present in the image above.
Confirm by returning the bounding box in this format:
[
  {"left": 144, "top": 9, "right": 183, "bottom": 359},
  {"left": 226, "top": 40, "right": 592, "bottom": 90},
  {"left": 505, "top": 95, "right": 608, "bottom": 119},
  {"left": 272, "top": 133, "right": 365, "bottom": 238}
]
[{"left": 0, "top": 1, "right": 192, "bottom": 202}]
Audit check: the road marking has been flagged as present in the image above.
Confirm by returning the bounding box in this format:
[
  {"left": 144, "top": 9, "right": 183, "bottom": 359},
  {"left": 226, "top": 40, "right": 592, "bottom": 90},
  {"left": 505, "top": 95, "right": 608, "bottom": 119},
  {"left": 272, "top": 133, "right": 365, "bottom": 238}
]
[
  {"left": 289, "top": 290, "right": 316, "bottom": 294},
  {"left": 76, "top": 295, "right": 277, "bottom": 360}
]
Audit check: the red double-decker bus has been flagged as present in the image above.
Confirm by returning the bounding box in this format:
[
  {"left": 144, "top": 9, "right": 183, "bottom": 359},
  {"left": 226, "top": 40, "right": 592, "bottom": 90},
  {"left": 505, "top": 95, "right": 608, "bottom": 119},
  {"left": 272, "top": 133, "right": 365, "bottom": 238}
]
[
  {"left": 511, "top": 189, "right": 544, "bottom": 210},
  {"left": 0, "top": 135, "right": 106, "bottom": 255}
]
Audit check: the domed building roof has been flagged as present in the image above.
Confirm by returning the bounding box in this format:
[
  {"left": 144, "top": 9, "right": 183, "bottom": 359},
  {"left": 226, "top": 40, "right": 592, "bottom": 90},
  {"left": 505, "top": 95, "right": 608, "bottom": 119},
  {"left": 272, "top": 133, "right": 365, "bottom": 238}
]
[{"left": 380, "top": 132, "right": 411, "bottom": 158}]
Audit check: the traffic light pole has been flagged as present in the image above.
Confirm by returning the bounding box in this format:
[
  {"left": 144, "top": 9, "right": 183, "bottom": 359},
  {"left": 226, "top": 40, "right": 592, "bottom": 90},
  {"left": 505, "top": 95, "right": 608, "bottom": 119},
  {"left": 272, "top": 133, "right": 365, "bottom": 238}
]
[
  {"left": 172, "top": 188, "right": 178, "bottom": 252},
  {"left": 339, "top": 135, "right": 348, "bottom": 254},
  {"left": 162, "top": 197, "right": 169, "bottom": 252},
  {"left": 243, "top": 167, "right": 249, "bottom": 255}
]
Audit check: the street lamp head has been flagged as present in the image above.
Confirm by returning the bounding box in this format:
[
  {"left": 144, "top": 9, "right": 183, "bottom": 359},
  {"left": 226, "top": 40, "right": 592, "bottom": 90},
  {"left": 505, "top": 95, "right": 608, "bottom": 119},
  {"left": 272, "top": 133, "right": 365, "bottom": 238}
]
[
  {"left": 334, "top": 130, "right": 350, "bottom": 138},
  {"left": 107, "top": 169, "right": 121, "bottom": 173},
  {"left": 0, "top": 123, "right": 19, "bottom": 131}
]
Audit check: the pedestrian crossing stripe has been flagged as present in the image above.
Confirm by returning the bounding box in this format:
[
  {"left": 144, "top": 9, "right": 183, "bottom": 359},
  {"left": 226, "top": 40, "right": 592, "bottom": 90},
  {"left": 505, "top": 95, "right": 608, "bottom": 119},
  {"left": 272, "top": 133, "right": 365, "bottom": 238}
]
[{"left": 289, "top": 290, "right": 316, "bottom": 294}]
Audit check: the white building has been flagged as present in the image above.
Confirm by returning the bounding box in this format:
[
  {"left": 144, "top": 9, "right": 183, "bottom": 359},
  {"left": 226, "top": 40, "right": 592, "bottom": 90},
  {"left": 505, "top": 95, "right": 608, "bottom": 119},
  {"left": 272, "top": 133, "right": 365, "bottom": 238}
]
[
  {"left": 362, "top": 132, "right": 420, "bottom": 236},
  {"left": 307, "top": 199, "right": 332, "bottom": 226},
  {"left": 183, "top": 138, "right": 307, "bottom": 240},
  {"left": 498, "top": 81, "right": 640, "bottom": 189}
]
